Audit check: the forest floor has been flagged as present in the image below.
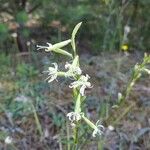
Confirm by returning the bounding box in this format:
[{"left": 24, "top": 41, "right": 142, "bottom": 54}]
[{"left": 0, "top": 51, "right": 150, "bottom": 150}]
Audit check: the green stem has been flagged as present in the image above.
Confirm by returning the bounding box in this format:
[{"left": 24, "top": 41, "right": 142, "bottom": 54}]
[
  {"left": 74, "top": 94, "right": 81, "bottom": 113},
  {"left": 57, "top": 71, "right": 66, "bottom": 76},
  {"left": 31, "top": 103, "right": 43, "bottom": 137},
  {"left": 82, "top": 115, "right": 97, "bottom": 130},
  {"left": 113, "top": 102, "right": 135, "bottom": 126},
  {"left": 73, "top": 93, "right": 81, "bottom": 149},
  {"left": 74, "top": 126, "right": 78, "bottom": 143},
  {"left": 66, "top": 121, "right": 71, "bottom": 150}
]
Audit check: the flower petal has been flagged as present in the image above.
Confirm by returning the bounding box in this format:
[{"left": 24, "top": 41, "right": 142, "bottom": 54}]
[{"left": 80, "top": 85, "right": 86, "bottom": 96}]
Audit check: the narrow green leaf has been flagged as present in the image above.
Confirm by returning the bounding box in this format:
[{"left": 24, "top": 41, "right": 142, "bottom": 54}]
[{"left": 71, "top": 22, "right": 82, "bottom": 56}]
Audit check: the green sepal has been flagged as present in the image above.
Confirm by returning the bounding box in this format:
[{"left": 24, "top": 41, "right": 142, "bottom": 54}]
[
  {"left": 45, "top": 39, "right": 71, "bottom": 51},
  {"left": 53, "top": 48, "right": 73, "bottom": 58}
]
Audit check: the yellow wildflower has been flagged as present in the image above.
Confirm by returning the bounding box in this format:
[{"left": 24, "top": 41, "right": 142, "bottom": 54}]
[{"left": 121, "top": 44, "right": 129, "bottom": 51}]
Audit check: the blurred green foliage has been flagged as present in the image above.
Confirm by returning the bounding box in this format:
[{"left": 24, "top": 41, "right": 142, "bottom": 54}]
[
  {"left": 0, "top": 53, "right": 11, "bottom": 76},
  {"left": 0, "top": 23, "right": 9, "bottom": 48},
  {"left": 16, "top": 11, "right": 28, "bottom": 24},
  {"left": 16, "top": 63, "right": 39, "bottom": 79},
  {"left": 0, "top": 0, "right": 149, "bottom": 53},
  {"left": 40, "top": 0, "right": 150, "bottom": 52}
]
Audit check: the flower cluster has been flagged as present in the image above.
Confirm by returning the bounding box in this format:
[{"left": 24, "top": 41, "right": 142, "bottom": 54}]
[
  {"left": 65, "top": 62, "right": 82, "bottom": 76},
  {"left": 69, "top": 74, "right": 92, "bottom": 96},
  {"left": 38, "top": 22, "right": 105, "bottom": 138},
  {"left": 43, "top": 58, "right": 92, "bottom": 96}
]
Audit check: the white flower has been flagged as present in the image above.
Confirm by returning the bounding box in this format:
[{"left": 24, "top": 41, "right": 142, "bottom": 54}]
[
  {"left": 67, "top": 112, "right": 82, "bottom": 122},
  {"left": 65, "top": 62, "right": 82, "bottom": 76},
  {"left": 108, "top": 125, "right": 114, "bottom": 131},
  {"left": 11, "top": 33, "right": 17, "bottom": 38},
  {"left": 118, "top": 93, "right": 122, "bottom": 99},
  {"left": 69, "top": 74, "right": 92, "bottom": 96},
  {"left": 37, "top": 40, "right": 71, "bottom": 51},
  {"left": 124, "top": 25, "right": 130, "bottom": 34},
  {"left": 37, "top": 40, "right": 71, "bottom": 56},
  {"left": 5, "top": 136, "right": 13, "bottom": 144},
  {"left": 46, "top": 63, "right": 58, "bottom": 83},
  {"left": 92, "top": 120, "right": 105, "bottom": 137},
  {"left": 82, "top": 116, "right": 105, "bottom": 138},
  {"left": 37, "top": 42, "right": 53, "bottom": 51},
  {"left": 118, "top": 92, "right": 123, "bottom": 102}
]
